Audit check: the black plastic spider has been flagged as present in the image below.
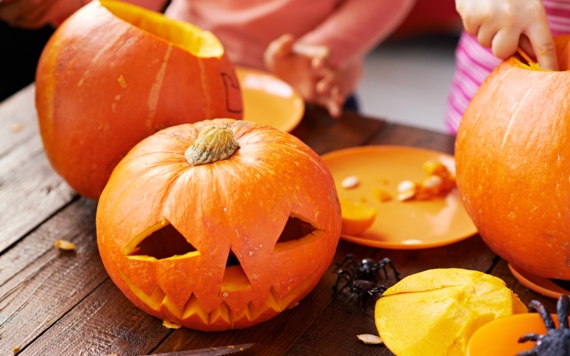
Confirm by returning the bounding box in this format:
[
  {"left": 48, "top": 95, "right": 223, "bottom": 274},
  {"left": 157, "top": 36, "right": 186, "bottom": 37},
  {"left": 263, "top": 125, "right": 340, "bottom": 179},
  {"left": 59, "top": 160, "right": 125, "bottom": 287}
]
[
  {"left": 334, "top": 254, "right": 400, "bottom": 283},
  {"left": 332, "top": 268, "right": 386, "bottom": 311},
  {"left": 517, "top": 294, "right": 570, "bottom": 356}
]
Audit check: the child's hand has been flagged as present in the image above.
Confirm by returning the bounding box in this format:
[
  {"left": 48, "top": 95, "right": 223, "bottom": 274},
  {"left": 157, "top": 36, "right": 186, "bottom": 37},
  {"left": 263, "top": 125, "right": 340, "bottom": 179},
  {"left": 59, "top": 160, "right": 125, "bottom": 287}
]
[
  {"left": 264, "top": 34, "right": 361, "bottom": 118},
  {"left": 456, "top": 0, "right": 558, "bottom": 70}
]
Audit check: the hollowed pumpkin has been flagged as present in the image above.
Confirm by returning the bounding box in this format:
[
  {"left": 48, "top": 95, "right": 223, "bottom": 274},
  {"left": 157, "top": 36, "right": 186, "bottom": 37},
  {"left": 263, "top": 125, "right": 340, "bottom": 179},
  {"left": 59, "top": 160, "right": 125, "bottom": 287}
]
[
  {"left": 36, "top": 0, "right": 243, "bottom": 200},
  {"left": 96, "top": 119, "right": 341, "bottom": 331},
  {"left": 456, "top": 34, "right": 570, "bottom": 280}
]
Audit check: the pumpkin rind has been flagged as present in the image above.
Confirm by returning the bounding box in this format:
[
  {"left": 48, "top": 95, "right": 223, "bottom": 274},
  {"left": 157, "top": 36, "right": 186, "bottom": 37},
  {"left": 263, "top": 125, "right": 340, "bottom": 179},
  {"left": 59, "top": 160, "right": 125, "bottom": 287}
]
[
  {"left": 36, "top": 1, "right": 243, "bottom": 200},
  {"left": 96, "top": 119, "right": 341, "bottom": 331},
  {"left": 456, "top": 37, "right": 570, "bottom": 280}
]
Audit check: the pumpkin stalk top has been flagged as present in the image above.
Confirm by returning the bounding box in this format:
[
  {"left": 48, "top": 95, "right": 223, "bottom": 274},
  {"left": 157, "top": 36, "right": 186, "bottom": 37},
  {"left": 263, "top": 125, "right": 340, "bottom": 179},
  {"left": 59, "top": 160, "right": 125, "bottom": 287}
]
[{"left": 185, "top": 125, "right": 239, "bottom": 166}]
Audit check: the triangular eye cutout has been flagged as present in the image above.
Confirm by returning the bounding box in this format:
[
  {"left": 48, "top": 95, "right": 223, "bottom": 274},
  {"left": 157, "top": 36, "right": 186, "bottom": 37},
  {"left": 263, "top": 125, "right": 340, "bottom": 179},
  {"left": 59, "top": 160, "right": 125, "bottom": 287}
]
[
  {"left": 276, "top": 216, "right": 318, "bottom": 244},
  {"left": 128, "top": 223, "right": 198, "bottom": 260},
  {"left": 273, "top": 215, "right": 322, "bottom": 253}
]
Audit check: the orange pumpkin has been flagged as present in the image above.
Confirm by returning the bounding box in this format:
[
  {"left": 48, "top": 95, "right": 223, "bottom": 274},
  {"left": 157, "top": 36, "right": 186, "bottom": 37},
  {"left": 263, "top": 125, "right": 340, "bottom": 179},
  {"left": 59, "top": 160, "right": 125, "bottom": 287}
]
[
  {"left": 36, "top": 0, "right": 243, "bottom": 200},
  {"left": 96, "top": 119, "right": 341, "bottom": 331},
  {"left": 455, "top": 35, "right": 570, "bottom": 280}
]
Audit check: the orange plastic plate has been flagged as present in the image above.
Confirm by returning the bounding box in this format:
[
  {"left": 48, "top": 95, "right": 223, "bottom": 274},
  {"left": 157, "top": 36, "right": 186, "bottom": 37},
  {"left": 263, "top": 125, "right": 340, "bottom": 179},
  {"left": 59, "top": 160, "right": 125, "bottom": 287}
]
[
  {"left": 322, "top": 146, "right": 477, "bottom": 249},
  {"left": 509, "top": 264, "right": 570, "bottom": 299},
  {"left": 467, "top": 313, "right": 564, "bottom": 356},
  {"left": 235, "top": 66, "right": 304, "bottom": 132}
]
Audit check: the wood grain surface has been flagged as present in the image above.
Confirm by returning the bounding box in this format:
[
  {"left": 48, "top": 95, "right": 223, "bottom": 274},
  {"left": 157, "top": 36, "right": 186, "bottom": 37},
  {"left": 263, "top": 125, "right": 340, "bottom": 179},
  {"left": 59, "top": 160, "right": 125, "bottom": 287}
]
[{"left": 0, "top": 87, "right": 558, "bottom": 356}]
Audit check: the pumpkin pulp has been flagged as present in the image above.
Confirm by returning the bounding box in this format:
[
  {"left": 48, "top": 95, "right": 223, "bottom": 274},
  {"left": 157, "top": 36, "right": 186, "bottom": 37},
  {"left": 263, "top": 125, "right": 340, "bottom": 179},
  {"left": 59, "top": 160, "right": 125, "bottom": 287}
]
[{"left": 100, "top": 0, "right": 223, "bottom": 57}]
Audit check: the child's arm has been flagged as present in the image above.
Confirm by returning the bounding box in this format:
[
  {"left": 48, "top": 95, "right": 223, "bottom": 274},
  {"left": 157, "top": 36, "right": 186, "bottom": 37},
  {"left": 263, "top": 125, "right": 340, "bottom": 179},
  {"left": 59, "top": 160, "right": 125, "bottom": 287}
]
[
  {"left": 456, "top": 0, "right": 558, "bottom": 70},
  {"left": 265, "top": 0, "right": 414, "bottom": 118},
  {"left": 298, "top": 0, "right": 416, "bottom": 67}
]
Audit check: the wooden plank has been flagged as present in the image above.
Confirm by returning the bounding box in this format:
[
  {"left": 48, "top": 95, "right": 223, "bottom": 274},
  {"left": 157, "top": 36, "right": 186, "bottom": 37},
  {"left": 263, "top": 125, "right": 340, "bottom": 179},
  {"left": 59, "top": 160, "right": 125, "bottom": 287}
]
[
  {"left": 21, "top": 279, "right": 171, "bottom": 356},
  {"left": 366, "top": 122, "right": 456, "bottom": 154},
  {"left": 292, "top": 108, "right": 386, "bottom": 155},
  {"left": 0, "top": 84, "right": 38, "bottom": 159},
  {"left": 0, "top": 83, "right": 77, "bottom": 253},
  {"left": 0, "top": 133, "right": 76, "bottom": 253},
  {"left": 0, "top": 199, "right": 113, "bottom": 355}
]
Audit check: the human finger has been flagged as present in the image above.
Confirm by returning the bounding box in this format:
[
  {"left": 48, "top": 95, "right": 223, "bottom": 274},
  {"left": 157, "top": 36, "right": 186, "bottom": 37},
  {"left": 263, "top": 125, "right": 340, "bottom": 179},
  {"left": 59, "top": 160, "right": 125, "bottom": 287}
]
[
  {"left": 292, "top": 42, "right": 330, "bottom": 71},
  {"left": 316, "top": 69, "right": 336, "bottom": 95},
  {"left": 273, "top": 34, "right": 295, "bottom": 59},
  {"left": 456, "top": 1, "right": 482, "bottom": 37},
  {"left": 492, "top": 28, "right": 521, "bottom": 59},
  {"left": 477, "top": 24, "right": 498, "bottom": 49},
  {"left": 323, "top": 86, "right": 343, "bottom": 118},
  {"left": 525, "top": 22, "right": 558, "bottom": 70}
]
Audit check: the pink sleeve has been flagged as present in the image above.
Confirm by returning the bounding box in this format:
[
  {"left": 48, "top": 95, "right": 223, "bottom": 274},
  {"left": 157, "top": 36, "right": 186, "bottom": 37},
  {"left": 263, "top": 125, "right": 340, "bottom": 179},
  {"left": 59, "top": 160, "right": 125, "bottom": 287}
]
[{"left": 299, "top": 0, "right": 416, "bottom": 66}]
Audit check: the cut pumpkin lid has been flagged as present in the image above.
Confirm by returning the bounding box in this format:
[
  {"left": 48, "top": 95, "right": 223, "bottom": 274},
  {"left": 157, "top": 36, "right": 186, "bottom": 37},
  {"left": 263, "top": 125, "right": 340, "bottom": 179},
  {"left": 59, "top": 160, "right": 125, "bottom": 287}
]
[{"left": 100, "top": 0, "right": 223, "bottom": 58}]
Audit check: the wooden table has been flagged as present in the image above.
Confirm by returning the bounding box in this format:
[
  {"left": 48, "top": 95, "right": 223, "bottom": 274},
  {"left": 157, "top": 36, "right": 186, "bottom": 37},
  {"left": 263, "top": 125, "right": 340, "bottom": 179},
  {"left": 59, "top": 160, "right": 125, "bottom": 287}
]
[{"left": 0, "top": 85, "right": 556, "bottom": 356}]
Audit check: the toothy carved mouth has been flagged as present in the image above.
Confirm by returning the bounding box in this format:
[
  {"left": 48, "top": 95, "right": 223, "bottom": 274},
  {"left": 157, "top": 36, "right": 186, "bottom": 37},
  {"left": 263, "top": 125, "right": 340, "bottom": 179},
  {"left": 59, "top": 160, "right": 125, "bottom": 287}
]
[{"left": 118, "top": 264, "right": 321, "bottom": 327}]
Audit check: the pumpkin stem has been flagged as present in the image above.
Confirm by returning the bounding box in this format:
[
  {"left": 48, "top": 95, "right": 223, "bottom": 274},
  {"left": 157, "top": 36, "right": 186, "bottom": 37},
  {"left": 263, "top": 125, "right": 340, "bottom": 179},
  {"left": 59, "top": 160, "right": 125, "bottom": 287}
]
[{"left": 185, "top": 125, "right": 239, "bottom": 166}]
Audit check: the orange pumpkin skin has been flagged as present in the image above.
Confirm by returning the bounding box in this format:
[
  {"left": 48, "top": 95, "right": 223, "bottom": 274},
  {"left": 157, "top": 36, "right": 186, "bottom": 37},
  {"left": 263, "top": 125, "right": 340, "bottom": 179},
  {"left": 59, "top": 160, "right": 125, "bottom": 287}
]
[
  {"left": 96, "top": 119, "right": 341, "bottom": 331},
  {"left": 456, "top": 39, "right": 570, "bottom": 280},
  {"left": 36, "top": 1, "right": 243, "bottom": 200}
]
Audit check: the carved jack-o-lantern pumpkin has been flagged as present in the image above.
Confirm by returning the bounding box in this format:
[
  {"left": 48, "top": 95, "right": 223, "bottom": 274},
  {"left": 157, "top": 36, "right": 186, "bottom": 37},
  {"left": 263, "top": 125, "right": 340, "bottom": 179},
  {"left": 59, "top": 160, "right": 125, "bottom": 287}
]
[{"left": 96, "top": 119, "right": 341, "bottom": 331}]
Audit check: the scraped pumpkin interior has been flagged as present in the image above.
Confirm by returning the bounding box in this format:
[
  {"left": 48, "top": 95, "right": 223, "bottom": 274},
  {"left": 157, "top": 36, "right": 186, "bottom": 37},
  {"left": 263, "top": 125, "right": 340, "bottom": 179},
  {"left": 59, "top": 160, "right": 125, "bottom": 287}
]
[{"left": 100, "top": 0, "right": 223, "bottom": 57}]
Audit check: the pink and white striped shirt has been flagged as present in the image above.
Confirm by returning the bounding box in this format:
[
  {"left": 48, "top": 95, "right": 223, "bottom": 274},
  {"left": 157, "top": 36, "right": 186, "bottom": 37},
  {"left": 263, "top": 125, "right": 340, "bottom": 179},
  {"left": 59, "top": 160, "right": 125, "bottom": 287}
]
[{"left": 445, "top": 0, "right": 570, "bottom": 133}]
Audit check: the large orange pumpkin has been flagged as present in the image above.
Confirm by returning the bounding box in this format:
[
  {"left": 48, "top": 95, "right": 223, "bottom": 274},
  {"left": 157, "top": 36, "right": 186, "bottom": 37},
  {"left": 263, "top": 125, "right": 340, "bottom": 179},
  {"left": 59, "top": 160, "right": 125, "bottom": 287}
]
[
  {"left": 96, "top": 119, "right": 341, "bottom": 331},
  {"left": 456, "top": 35, "right": 570, "bottom": 280},
  {"left": 36, "top": 1, "right": 243, "bottom": 200}
]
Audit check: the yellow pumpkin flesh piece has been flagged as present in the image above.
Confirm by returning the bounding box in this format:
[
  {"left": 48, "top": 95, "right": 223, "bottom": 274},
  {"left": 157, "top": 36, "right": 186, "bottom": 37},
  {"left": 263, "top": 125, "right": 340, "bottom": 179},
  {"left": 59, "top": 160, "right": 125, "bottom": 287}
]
[
  {"left": 375, "top": 268, "right": 527, "bottom": 356},
  {"left": 339, "top": 199, "right": 378, "bottom": 236}
]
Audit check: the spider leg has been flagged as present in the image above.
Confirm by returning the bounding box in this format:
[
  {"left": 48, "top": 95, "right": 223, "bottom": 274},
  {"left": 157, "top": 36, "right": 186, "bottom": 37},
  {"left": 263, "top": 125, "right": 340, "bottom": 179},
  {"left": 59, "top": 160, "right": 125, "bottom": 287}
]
[
  {"left": 333, "top": 254, "right": 357, "bottom": 270},
  {"left": 333, "top": 279, "right": 353, "bottom": 298},
  {"left": 529, "top": 300, "right": 556, "bottom": 330},
  {"left": 518, "top": 333, "right": 540, "bottom": 343},
  {"left": 558, "top": 294, "right": 569, "bottom": 329},
  {"left": 333, "top": 273, "right": 351, "bottom": 297},
  {"left": 372, "top": 258, "right": 400, "bottom": 281}
]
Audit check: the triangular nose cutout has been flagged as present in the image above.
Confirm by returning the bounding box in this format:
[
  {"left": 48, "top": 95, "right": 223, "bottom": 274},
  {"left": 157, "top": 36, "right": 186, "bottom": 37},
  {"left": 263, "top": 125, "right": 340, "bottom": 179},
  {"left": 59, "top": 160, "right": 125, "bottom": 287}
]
[
  {"left": 130, "top": 224, "right": 198, "bottom": 260},
  {"left": 226, "top": 250, "right": 241, "bottom": 267}
]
